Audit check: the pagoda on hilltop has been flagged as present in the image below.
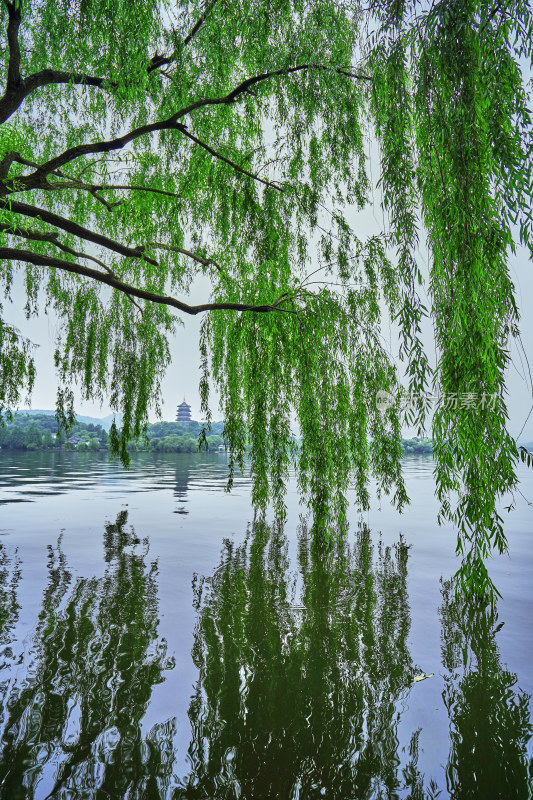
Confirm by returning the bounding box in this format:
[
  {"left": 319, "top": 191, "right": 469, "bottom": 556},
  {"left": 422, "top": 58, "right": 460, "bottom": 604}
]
[{"left": 176, "top": 398, "right": 192, "bottom": 425}]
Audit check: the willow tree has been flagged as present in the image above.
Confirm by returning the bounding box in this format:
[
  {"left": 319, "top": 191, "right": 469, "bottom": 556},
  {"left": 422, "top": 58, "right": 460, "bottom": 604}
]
[{"left": 0, "top": 0, "right": 531, "bottom": 589}]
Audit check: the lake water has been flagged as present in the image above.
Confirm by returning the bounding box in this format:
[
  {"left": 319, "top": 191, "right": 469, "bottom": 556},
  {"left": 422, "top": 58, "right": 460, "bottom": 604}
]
[{"left": 0, "top": 451, "right": 532, "bottom": 799}]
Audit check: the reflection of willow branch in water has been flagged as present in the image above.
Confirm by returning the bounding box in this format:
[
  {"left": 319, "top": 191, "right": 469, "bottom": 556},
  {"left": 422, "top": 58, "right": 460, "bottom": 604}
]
[
  {"left": 0, "top": 511, "right": 176, "bottom": 799},
  {"left": 180, "top": 520, "right": 430, "bottom": 799},
  {"left": 0, "top": 543, "right": 21, "bottom": 737},
  {"left": 0, "top": 543, "right": 20, "bottom": 654},
  {"left": 440, "top": 580, "right": 533, "bottom": 799}
]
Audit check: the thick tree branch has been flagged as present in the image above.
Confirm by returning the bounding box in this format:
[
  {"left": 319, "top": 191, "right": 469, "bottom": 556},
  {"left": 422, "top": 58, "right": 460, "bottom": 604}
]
[
  {"left": 0, "top": 149, "right": 35, "bottom": 178},
  {"left": 0, "top": 221, "right": 111, "bottom": 269},
  {"left": 0, "top": 69, "right": 108, "bottom": 125},
  {"left": 5, "top": 0, "right": 22, "bottom": 89},
  {"left": 22, "top": 119, "right": 181, "bottom": 179},
  {"left": 24, "top": 69, "right": 106, "bottom": 93},
  {"left": 1, "top": 222, "right": 242, "bottom": 310},
  {"left": 183, "top": 0, "right": 218, "bottom": 46},
  {"left": 0, "top": 247, "right": 288, "bottom": 315},
  {"left": 0, "top": 198, "right": 159, "bottom": 265},
  {"left": 147, "top": 54, "right": 174, "bottom": 73},
  {"left": 0, "top": 150, "right": 77, "bottom": 183}
]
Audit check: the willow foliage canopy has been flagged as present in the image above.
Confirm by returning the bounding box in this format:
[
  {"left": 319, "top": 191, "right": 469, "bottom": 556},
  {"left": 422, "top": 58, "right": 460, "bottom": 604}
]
[{"left": 0, "top": 0, "right": 532, "bottom": 589}]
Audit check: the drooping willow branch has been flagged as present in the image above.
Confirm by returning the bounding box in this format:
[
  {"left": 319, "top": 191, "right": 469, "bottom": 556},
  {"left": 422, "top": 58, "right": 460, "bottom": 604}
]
[
  {"left": 174, "top": 124, "right": 284, "bottom": 191},
  {"left": 4, "top": 63, "right": 370, "bottom": 185}
]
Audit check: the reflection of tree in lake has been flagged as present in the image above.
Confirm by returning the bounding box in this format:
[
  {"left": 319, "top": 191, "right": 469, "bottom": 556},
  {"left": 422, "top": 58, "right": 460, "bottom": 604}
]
[
  {"left": 179, "top": 520, "right": 430, "bottom": 799},
  {"left": 0, "top": 542, "right": 20, "bottom": 652},
  {"left": 0, "top": 543, "right": 20, "bottom": 736},
  {"left": 440, "top": 579, "right": 533, "bottom": 799},
  {"left": 0, "top": 511, "right": 176, "bottom": 798}
]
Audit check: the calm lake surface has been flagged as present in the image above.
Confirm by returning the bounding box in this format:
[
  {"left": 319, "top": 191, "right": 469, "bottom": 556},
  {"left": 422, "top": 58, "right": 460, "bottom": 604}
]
[{"left": 0, "top": 451, "right": 532, "bottom": 799}]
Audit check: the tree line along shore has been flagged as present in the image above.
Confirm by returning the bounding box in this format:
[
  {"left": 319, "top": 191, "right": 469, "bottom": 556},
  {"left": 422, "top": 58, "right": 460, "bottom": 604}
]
[
  {"left": 0, "top": 413, "right": 225, "bottom": 454},
  {"left": 0, "top": 413, "right": 441, "bottom": 456}
]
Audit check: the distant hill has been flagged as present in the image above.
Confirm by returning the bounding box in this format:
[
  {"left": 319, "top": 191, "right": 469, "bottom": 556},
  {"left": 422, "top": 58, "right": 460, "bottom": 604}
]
[
  {"left": 10, "top": 413, "right": 533, "bottom": 454},
  {"left": 17, "top": 410, "right": 123, "bottom": 431},
  {"left": 77, "top": 413, "right": 124, "bottom": 430}
]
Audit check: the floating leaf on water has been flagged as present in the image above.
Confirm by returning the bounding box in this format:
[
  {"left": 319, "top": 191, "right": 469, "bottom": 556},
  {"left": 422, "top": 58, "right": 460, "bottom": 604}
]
[{"left": 413, "top": 672, "right": 434, "bottom": 682}]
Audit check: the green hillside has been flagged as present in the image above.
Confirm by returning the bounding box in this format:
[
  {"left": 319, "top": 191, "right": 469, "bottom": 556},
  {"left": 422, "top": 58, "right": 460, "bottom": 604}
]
[{"left": 0, "top": 413, "right": 109, "bottom": 451}]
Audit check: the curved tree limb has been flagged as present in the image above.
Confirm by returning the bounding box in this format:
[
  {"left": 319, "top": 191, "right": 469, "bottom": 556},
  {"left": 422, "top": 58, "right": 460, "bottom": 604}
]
[
  {"left": 4, "top": 0, "right": 22, "bottom": 90},
  {"left": 167, "top": 63, "right": 372, "bottom": 119},
  {"left": 1, "top": 70, "right": 107, "bottom": 122},
  {"left": 0, "top": 247, "right": 292, "bottom": 315},
  {"left": 0, "top": 223, "right": 145, "bottom": 313},
  {"left": 19, "top": 118, "right": 184, "bottom": 179}
]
